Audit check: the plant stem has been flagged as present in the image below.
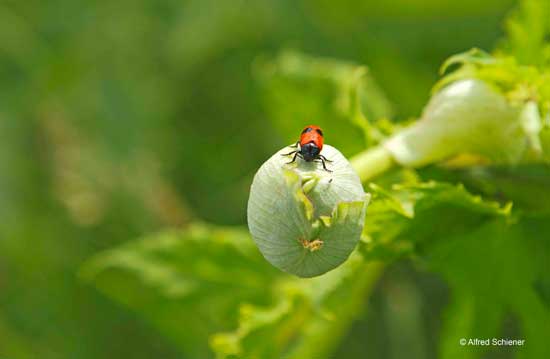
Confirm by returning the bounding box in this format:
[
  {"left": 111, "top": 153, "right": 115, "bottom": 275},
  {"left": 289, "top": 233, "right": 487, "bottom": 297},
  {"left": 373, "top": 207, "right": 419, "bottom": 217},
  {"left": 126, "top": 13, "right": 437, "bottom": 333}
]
[
  {"left": 287, "top": 261, "right": 385, "bottom": 359},
  {"left": 350, "top": 145, "right": 396, "bottom": 182}
]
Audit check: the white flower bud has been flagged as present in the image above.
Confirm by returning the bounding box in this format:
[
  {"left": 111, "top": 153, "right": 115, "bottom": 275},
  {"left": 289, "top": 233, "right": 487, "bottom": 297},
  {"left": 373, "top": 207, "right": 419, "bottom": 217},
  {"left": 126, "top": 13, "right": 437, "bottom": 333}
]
[
  {"left": 385, "top": 79, "right": 531, "bottom": 166},
  {"left": 247, "top": 145, "right": 370, "bottom": 277}
]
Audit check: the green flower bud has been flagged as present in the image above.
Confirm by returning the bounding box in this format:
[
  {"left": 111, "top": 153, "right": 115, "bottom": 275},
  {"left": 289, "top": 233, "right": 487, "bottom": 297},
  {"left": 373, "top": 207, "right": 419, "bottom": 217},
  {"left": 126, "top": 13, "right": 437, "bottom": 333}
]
[
  {"left": 247, "top": 145, "right": 370, "bottom": 277},
  {"left": 385, "top": 79, "right": 536, "bottom": 167}
]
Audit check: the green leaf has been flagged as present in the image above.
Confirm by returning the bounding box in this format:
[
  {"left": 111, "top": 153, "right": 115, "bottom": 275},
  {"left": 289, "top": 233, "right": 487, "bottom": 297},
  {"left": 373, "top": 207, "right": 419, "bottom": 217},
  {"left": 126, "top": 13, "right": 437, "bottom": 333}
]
[
  {"left": 361, "top": 181, "right": 550, "bottom": 359},
  {"left": 428, "top": 219, "right": 550, "bottom": 359},
  {"left": 80, "top": 224, "right": 280, "bottom": 359},
  {"left": 361, "top": 181, "right": 511, "bottom": 262},
  {"left": 439, "top": 48, "right": 496, "bottom": 76},
  {"left": 0, "top": 319, "right": 35, "bottom": 359},
  {"left": 82, "top": 222, "right": 384, "bottom": 359},
  {"left": 82, "top": 178, "right": 550, "bottom": 359},
  {"left": 214, "top": 180, "right": 513, "bottom": 359},
  {"left": 502, "top": 0, "right": 550, "bottom": 67},
  {"left": 210, "top": 286, "right": 311, "bottom": 359},
  {"left": 441, "top": 164, "right": 550, "bottom": 214},
  {"left": 255, "top": 50, "right": 394, "bottom": 154},
  {"left": 210, "top": 252, "right": 384, "bottom": 359}
]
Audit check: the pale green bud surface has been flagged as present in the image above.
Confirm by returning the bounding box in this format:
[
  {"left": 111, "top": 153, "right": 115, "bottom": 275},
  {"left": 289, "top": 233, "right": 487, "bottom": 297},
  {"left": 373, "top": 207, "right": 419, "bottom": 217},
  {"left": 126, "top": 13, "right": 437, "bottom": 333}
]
[
  {"left": 247, "top": 144, "right": 370, "bottom": 277},
  {"left": 385, "top": 79, "right": 529, "bottom": 166}
]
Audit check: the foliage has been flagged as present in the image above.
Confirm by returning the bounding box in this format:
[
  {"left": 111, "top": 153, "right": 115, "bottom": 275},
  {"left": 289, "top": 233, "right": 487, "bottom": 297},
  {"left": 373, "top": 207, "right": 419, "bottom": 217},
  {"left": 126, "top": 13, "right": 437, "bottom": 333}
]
[
  {"left": 256, "top": 50, "right": 395, "bottom": 151},
  {"left": 81, "top": 224, "right": 280, "bottom": 358},
  {"left": 2, "top": 0, "right": 550, "bottom": 359},
  {"left": 83, "top": 179, "right": 550, "bottom": 359}
]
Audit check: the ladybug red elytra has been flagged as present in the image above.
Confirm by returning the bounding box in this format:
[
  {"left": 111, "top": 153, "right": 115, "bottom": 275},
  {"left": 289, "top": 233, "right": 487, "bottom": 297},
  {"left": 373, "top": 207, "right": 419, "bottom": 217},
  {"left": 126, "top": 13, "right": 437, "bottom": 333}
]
[{"left": 282, "top": 125, "right": 332, "bottom": 172}]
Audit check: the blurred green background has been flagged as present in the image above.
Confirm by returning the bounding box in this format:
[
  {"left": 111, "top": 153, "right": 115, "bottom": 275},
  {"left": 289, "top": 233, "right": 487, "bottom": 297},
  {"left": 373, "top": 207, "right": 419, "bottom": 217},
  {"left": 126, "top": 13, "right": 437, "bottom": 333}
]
[{"left": 2, "top": 0, "right": 543, "bottom": 358}]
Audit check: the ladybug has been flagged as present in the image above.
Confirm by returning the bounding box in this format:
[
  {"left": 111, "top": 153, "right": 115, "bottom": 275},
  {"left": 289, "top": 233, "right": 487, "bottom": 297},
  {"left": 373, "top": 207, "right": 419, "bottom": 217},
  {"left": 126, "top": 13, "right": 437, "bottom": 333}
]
[{"left": 282, "top": 125, "right": 332, "bottom": 172}]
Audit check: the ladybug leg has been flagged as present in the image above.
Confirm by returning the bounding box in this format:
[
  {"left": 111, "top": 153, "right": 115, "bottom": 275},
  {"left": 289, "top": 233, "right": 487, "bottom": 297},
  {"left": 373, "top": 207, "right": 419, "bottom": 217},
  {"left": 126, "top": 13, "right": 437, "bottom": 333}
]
[
  {"left": 286, "top": 151, "right": 299, "bottom": 164},
  {"left": 289, "top": 141, "right": 299, "bottom": 148},
  {"left": 318, "top": 154, "right": 332, "bottom": 163},
  {"left": 315, "top": 157, "right": 332, "bottom": 172},
  {"left": 281, "top": 150, "right": 297, "bottom": 156}
]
